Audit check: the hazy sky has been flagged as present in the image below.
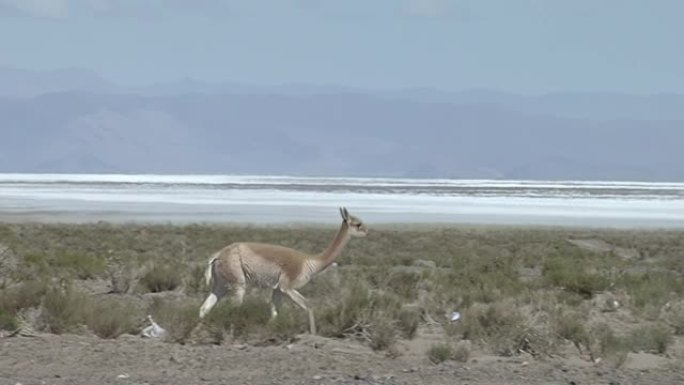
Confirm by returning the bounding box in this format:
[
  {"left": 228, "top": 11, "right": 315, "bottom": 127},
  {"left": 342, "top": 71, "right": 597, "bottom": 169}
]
[{"left": 1, "top": 0, "right": 683, "bottom": 94}]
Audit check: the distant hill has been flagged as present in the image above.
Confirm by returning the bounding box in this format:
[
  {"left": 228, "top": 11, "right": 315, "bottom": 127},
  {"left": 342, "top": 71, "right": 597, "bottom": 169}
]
[
  {"left": 1, "top": 67, "right": 683, "bottom": 181},
  {"left": 0, "top": 66, "right": 118, "bottom": 98}
]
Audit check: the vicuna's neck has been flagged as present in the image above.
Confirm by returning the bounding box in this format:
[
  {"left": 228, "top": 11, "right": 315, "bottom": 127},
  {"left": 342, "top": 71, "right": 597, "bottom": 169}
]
[{"left": 314, "top": 221, "right": 351, "bottom": 272}]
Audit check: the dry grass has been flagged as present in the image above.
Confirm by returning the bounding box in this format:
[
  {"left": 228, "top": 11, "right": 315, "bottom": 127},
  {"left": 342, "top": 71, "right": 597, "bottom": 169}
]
[{"left": 0, "top": 222, "right": 683, "bottom": 360}]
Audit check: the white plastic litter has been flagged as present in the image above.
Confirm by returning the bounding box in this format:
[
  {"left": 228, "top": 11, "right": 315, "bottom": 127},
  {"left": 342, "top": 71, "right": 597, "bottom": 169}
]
[
  {"left": 141, "top": 315, "right": 167, "bottom": 339},
  {"left": 450, "top": 311, "right": 461, "bottom": 322}
]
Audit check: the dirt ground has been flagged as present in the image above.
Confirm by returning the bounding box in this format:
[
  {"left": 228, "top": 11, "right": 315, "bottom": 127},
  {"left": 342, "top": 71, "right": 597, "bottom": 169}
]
[{"left": 2, "top": 326, "right": 683, "bottom": 385}]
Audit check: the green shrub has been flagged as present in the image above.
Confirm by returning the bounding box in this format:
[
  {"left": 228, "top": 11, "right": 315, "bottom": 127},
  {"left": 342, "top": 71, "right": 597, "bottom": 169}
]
[
  {"left": 0, "top": 309, "right": 18, "bottom": 331},
  {"left": 140, "top": 264, "right": 183, "bottom": 293},
  {"left": 204, "top": 296, "right": 276, "bottom": 341},
  {"left": 40, "top": 283, "right": 88, "bottom": 334},
  {"left": 385, "top": 268, "right": 422, "bottom": 300},
  {"left": 267, "top": 305, "right": 307, "bottom": 342},
  {"left": 543, "top": 256, "right": 609, "bottom": 298},
  {"left": 367, "top": 312, "right": 396, "bottom": 351},
  {"left": 554, "top": 310, "right": 588, "bottom": 348},
  {"left": 228, "top": 297, "right": 273, "bottom": 338},
  {"left": 452, "top": 340, "right": 471, "bottom": 363},
  {"left": 617, "top": 272, "right": 684, "bottom": 310},
  {"left": 185, "top": 264, "right": 208, "bottom": 294},
  {"left": 451, "top": 301, "right": 542, "bottom": 356},
  {"left": 0, "top": 279, "right": 48, "bottom": 313},
  {"left": 427, "top": 343, "right": 453, "bottom": 364},
  {"left": 148, "top": 298, "right": 199, "bottom": 343},
  {"left": 318, "top": 283, "right": 371, "bottom": 337},
  {"left": 53, "top": 252, "right": 106, "bottom": 279},
  {"left": 86, "top": 299, "right": 140, "bottom": 339},
  {"left": 628, "top": 324, "right": 673, "bottom": 354},
  {"left": 396, "top": 307, "right": 421, "bottom": 339}
]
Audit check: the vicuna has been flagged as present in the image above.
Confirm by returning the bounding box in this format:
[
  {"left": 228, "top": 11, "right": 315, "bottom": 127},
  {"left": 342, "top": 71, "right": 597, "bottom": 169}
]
[{"left": 198, "top": 207, "right": 368, "bottom": 334}]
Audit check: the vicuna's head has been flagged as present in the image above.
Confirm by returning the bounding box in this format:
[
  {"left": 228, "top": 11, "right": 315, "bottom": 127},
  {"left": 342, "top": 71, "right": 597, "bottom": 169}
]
[{"left": 339, "top": 207, "right": 368, "bottom": 237}]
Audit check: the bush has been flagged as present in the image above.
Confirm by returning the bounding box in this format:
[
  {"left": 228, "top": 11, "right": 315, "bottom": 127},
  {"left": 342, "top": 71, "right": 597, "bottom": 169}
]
[
  {"left": 396, "top": 306, "right": 421, "bottom": 339},
  {"left": 86, "top": 299, "right": 140, "bottom": 339},
  {"left": 628, "top": 324, "right": 673, "bottom": 354},
  {"left": 53, "top": 252, "right": 106, "bottom": 279},
  {"left": 140, "top": 264, "right": 183, "bottom": 293},
  {"left": 107, "top": 263, "right": 137, "bottom": 294},
  {"left": 0, "top": 309, "right": 18, "bottom": 331},
  {"left": 316, "top": 284, "right": 411, "bottom": 350},
  {"left": 427, "top": 343, "right": 453, "bottom": 364},
  {"left": 452, "top": 340, "right": 471, "bottom": 363},
  {"left": 148, "top": 298, "right": 199, "bottom": 343},
  {"left": 617, "top": 272, "right": 684, "bottom": 311},
  {"left": 587, "top": 323, "right": 629, "bottom": 367},
  {"left": 226, "top": 297, "right": 273, "bottom": 338},
  {"left": 385, "top": 268, "right": 422, "bottom": 300},
  {"left": 0, "top": 279, "right": 47, "bottom": 313},
  {"left": 40, "top": 283, "right": 88, "bottom": 334},
  {"left": 367, "top": 312, "right": 396, "bottom": 351},
  {"left": 662, "top": 300, "right": 684, "bottom": 335},
  {"left": 267, "top": 305, "right": 307, "bottom": 342},
  {"left": 185, "top": 264, "right": 208, "bottom": 294},
  {"left": 554, "top": 309, "right": 588, "bottom": 348},
  {"left": 543, "top": 256, "right": 609, "bottom": 298},
  {"left": 318, "top": 283, "right": 371, "bottom": 337},
  {"left": 203, "top": 295, "right": 280, "bottom": 342},
  {"left": 450, "top": 301, "right": 543, "bottom": 356}
]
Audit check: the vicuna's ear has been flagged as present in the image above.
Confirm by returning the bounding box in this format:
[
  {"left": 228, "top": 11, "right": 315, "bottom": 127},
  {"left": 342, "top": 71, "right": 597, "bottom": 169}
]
[{"left": 339, "top": 207, "right": 349, "bottom": 221}]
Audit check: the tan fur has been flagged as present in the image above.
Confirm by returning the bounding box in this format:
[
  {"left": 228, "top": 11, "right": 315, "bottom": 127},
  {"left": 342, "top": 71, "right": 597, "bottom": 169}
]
[{"left": 198, "top": 207, "right": 368, "bottom": 334}]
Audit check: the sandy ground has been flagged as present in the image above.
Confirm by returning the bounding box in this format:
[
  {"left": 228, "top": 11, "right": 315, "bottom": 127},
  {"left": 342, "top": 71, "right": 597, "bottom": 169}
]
[{"left": 2, "top": 326, "right": 684, "bottom": 385}]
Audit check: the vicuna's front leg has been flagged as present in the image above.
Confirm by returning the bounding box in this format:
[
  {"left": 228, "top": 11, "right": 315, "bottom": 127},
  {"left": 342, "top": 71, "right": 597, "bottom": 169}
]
[{"left": 283, "top": 289, "right": 316, "bottom": 335}]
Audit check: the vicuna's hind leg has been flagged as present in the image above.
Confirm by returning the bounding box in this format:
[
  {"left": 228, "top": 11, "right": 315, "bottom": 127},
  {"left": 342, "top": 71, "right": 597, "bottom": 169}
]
[
  {"left": 199, "top": 283, "right": 227, "bottom": 319},
  {"left": 198, "top": 282, "right": 244, "bottom": 319},
  {"left": 200, "top": 253, "right": 246, "bottom": 319},
  {"left": 199, "top": 259, "right": 232, "bottom": 319},
  {"left": 233, "top": 284, "right": 246, "bottom": 305}
]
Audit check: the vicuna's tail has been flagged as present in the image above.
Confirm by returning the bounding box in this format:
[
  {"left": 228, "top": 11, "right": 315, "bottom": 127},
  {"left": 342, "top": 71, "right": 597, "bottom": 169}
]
[{"left": 205, "top": 254, "right": 218, "bottom": 287}]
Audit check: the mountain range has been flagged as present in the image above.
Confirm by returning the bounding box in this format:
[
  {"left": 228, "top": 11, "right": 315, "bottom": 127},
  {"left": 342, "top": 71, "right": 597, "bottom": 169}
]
[{"left": 2, "top": 66, "right": 683, "bottom": 181}]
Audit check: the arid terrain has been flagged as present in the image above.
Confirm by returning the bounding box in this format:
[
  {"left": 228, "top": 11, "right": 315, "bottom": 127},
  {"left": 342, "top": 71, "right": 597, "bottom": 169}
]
[
  {"left": 3, "top": 329, "right": 684, "bottom": 385},
  {"left": 1, "top": 222, "right": 684, "bottom": 384}
]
